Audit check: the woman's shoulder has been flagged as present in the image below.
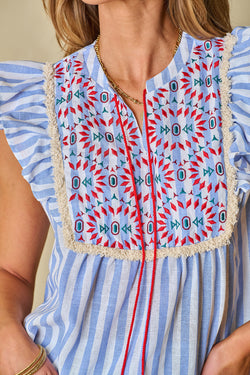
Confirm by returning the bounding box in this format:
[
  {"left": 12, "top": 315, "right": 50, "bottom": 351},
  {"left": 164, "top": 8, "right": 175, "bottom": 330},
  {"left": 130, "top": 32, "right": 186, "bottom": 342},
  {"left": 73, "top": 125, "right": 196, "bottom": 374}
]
[
  {"left": 225, "top": 26, "right": 250, "bottom": 90},
  {"left": 231, "top": 26, "right": 250, "bottom": 42},
  {"left": 0, "top": 60, "right": 45, "bottom": 89},
  {"left": 0, "top": 59, "right": 45, "bottom": 73},
  {"left": 0, "top": 60, "right": 46, "bottom": 119},
  {"left": 229, "top": 26, "right": 250, "bottom": 60},
  {"left": 0, "top": 42, "right": 92, "bottom": 140},
  {"left": 227, "top": 26, "right": 250, "bottom": 85},
  {"left": 0, "top": 60, "right": 53, "bottom": 202},
  {"left": 226, "top": 27, "right": 250, "bottom": 198}
]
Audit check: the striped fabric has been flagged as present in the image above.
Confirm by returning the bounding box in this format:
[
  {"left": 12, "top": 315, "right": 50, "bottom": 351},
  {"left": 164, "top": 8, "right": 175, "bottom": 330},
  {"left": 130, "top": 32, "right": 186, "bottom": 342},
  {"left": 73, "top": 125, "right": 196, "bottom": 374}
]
[{"left": 0, "top": 27, "right": 249, "bottom": 375}]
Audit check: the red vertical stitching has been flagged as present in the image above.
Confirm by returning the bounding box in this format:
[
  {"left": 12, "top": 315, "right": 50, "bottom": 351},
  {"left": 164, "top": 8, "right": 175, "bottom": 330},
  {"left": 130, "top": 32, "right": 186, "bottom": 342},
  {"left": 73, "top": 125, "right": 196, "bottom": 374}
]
[
  {"left": 115, "top": 96, "right": 146, "bottom": 375},
  {"left": 141, "top": 89, "right": 157, "bottom": 374}
]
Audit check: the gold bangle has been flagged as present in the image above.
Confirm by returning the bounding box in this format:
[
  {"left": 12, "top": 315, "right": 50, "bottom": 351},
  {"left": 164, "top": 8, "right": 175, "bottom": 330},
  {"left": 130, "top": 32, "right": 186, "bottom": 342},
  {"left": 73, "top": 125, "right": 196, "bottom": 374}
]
[{"left": 15, "top": 344, "right": 47, "bottom": 375}]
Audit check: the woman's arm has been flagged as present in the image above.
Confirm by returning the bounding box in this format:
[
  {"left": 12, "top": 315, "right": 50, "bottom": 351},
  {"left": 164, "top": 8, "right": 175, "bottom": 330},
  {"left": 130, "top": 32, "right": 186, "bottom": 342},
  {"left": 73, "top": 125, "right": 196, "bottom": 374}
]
[
  {"left": 202, "top": 322, "right": 250, "bottom": 375},
  {"left": 0, "top": 131, "right": 58, "bottom": 374}
]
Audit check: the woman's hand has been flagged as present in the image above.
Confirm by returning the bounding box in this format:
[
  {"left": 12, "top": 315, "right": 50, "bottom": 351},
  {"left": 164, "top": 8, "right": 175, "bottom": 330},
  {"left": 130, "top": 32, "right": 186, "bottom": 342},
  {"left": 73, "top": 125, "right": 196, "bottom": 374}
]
[
  {"left": 32, "top": 358, "right": 59, "bottom": 375},
  {"left": 202, "top": 322, "right": 250, "bottom": 375},
  {"left": 0, "top": 323, "right": 58, "bottom": 375}
]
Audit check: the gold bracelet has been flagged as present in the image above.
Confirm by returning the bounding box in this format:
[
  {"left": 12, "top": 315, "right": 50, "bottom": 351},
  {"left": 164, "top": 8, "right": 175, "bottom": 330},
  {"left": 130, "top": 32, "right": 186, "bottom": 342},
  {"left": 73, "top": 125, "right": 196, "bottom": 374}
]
[
  {"left": 23, "top": 347, "right": 46, "bottom": 375},
  {"left": 15, "top": 344, "right": 47, "bottom": 375}
]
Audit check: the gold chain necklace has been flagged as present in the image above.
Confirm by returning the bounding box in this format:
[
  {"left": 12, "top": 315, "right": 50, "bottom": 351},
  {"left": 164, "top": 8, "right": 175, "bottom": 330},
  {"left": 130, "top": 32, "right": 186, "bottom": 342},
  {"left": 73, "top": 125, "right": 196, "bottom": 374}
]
[{"left": 94, "top": 28, "right": 182, "bottom": 106}]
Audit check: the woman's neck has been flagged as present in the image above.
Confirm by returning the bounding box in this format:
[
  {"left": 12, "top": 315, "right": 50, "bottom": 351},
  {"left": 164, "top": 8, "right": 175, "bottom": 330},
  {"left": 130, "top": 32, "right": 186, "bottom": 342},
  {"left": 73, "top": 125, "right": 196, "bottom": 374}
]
[{"left": 98, "top": 0, "right": 179, "bottom": 90}]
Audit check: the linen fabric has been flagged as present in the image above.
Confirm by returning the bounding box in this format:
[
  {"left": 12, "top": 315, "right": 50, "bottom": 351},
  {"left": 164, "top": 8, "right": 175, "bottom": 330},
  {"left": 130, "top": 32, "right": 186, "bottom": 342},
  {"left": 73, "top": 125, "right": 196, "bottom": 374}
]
[{"left": 0, "top": 27, "right": 249, "bottom": 375}]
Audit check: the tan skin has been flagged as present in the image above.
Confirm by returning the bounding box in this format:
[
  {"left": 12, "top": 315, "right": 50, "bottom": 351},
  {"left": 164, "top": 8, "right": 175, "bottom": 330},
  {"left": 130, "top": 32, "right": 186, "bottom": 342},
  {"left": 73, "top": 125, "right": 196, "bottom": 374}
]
[
  {"left": 97, "top": 0, "right": 178, "bottom": 132},
  {"left": 0, "top": 0, "right": 249, "bottom": 374},
  {"left": 0, "top": 132, "right": 57, "bottom": 374}
]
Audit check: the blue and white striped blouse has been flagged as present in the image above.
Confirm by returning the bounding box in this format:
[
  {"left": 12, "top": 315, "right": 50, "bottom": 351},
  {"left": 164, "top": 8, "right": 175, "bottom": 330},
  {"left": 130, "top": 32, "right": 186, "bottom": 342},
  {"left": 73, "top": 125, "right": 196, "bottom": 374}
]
[{"left": 0, "top": 27, "right": 249, "bottom": 375}]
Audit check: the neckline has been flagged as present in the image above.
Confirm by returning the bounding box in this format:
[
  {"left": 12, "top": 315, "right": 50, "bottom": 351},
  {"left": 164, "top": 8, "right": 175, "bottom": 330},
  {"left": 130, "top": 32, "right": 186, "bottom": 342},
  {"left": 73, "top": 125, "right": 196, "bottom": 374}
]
[
  {"left": 82, "top": 31, "right": 195, "bottom": 94},
  {"left": 81, "top": 32, "right": 195, "bottom": 147},
  {"left": 145, "top": 31, "right": 194, "bottom": 92}
]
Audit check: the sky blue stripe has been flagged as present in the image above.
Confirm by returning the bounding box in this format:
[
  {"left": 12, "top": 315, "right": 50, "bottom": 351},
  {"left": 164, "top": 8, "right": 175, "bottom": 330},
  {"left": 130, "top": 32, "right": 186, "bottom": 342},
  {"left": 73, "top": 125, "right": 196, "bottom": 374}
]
[
  {"left": 180, "top": 257, "right": 193, "bottom": 374},
  {"left": 107, "top": 261, "right": 140, "bottom": 375},
  {"left": 151, "top": 258, "right": 169, "bottom": 373},
  {"left": 197, "top": 251, "right": 212, "bottom": 368},
  {"left": 193, "top": 255, "right": 201, "bottom": 375},
  {"left": 164, "top": 261, "right": 181, "bottom": 375},
  {"left": 47, "top": 252, "right": 78, "bottom": 359},
  {"left": 223, "top": 244, "right": 238, "bottom": 338},
  {"left": 208, "top": 249, "right": 223, "bottom": 346},
  {"left": 93, "top": 260, "right": 123, "bottom": 373},
  {"left": 125, "top": 267, "right": 148, "bottom": 374},
  {"left": 0, "top": 62, "right": 43, "bottom": 75},
  {"left": 59, "top": 256, "right": 90, "bottom": 372},
  {"left": 80, "top": 257, "right": 108, "bottom": 371},
  {"left": 0, "top": 84, "right": 44, "bottom": 95}
]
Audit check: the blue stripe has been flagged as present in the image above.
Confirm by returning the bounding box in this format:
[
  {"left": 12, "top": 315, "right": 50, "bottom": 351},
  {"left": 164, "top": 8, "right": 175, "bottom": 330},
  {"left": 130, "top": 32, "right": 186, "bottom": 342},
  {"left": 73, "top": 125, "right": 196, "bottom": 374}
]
[
  {"left": 180, "top": 257, "right": 193, "bottom": 374},
  {"left": 107, "top": 261, "right": 140, "bottom": 375},
  {"left": 151, "top": 258, "right": 169, "bottom": 373},
  {"left": 93, "top": 260, "right": 123, "bottom": 373},
  {"left": 0, "top": 27, "right": 250, "bottom": 375}
]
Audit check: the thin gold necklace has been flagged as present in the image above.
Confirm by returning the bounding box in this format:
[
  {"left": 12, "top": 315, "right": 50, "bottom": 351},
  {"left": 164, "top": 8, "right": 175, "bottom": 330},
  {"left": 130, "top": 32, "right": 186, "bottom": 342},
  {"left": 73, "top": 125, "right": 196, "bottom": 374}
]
[{"left": 94, "top": 28, "right": 182, "bottom": 106}]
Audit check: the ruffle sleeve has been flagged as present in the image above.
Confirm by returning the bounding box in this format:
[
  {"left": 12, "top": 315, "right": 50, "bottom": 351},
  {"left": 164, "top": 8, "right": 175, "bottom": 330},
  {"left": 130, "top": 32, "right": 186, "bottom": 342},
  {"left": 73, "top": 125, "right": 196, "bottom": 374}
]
[
  {"left": 228, "top": 27, "right": 250, "bottom": 197},
  {"left": 0, "top": 61, "right": 54, "bottom": 203}
]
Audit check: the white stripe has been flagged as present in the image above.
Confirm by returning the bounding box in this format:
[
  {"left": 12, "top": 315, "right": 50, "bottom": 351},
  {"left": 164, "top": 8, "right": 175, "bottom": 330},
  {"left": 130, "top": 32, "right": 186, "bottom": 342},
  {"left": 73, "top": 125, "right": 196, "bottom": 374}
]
[
  {"left": 101, "top": 260, "right": 132, "bottom": 371},
  {"left": 242, "top": 203, "right": 250, "bottom": 320},
  {"left": 144, "top": 262, "right": 161, "bottom": 373},
  {"left": 171, "top": 259, "right": 187, "bottom": 375},
  {"left": 59, "top": 255, "right": 96, "bottom": 371},
  {"left": 188, "top": 256, "right": 199, "bottom": 375},
  {"left": 158, "top": 258, "right": 177, "bottom": 372}
]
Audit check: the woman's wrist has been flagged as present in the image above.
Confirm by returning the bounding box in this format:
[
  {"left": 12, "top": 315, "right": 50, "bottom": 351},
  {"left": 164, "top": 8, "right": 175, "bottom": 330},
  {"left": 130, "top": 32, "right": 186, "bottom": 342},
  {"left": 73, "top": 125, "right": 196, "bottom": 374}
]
[
  {"left": 15, "top": 345, "right": 47, "bottom": 375},
  {"left": 0, "top": 321, "right": 57, "bottom": 375},
  {"left": 0, "top": 321, "right": 40, "bottom": 375}
]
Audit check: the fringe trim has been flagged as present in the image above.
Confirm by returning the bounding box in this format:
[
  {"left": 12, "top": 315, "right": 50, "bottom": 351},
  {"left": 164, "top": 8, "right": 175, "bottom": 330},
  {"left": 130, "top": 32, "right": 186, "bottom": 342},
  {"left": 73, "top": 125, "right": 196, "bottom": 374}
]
[
  {"left": 43, "top": 63, "right": 77, "bottom": 253},
  {"left": 43, "top": 34, "right": 239, "bottom": 261},
  {"left": 218, "top": 32, "right": 239, "bottom": 248}
]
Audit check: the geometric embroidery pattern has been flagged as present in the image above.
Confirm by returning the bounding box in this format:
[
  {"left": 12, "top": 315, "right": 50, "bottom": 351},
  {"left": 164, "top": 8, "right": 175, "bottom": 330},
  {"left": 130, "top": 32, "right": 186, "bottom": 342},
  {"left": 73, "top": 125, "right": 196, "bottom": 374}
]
[{"left": 45, "top": 33, "right": 238, "bottom": 260}]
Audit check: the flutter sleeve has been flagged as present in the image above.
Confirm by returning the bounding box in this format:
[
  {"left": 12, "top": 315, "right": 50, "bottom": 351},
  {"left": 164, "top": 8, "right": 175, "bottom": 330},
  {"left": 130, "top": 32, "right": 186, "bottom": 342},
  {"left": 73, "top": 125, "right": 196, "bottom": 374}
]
[
  {"left": 0, "top": 61, "right": 54, "bottom": 202},
  {"left": 228, "top": 27, "right": 250, "bottom": 198}
]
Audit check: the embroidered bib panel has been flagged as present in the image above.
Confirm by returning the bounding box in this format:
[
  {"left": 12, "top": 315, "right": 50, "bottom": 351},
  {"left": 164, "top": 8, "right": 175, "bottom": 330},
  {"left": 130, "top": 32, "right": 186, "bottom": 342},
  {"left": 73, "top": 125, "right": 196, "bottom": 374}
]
[{"left": 48, "top": 34, "right": 238, "bottom": 260}]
